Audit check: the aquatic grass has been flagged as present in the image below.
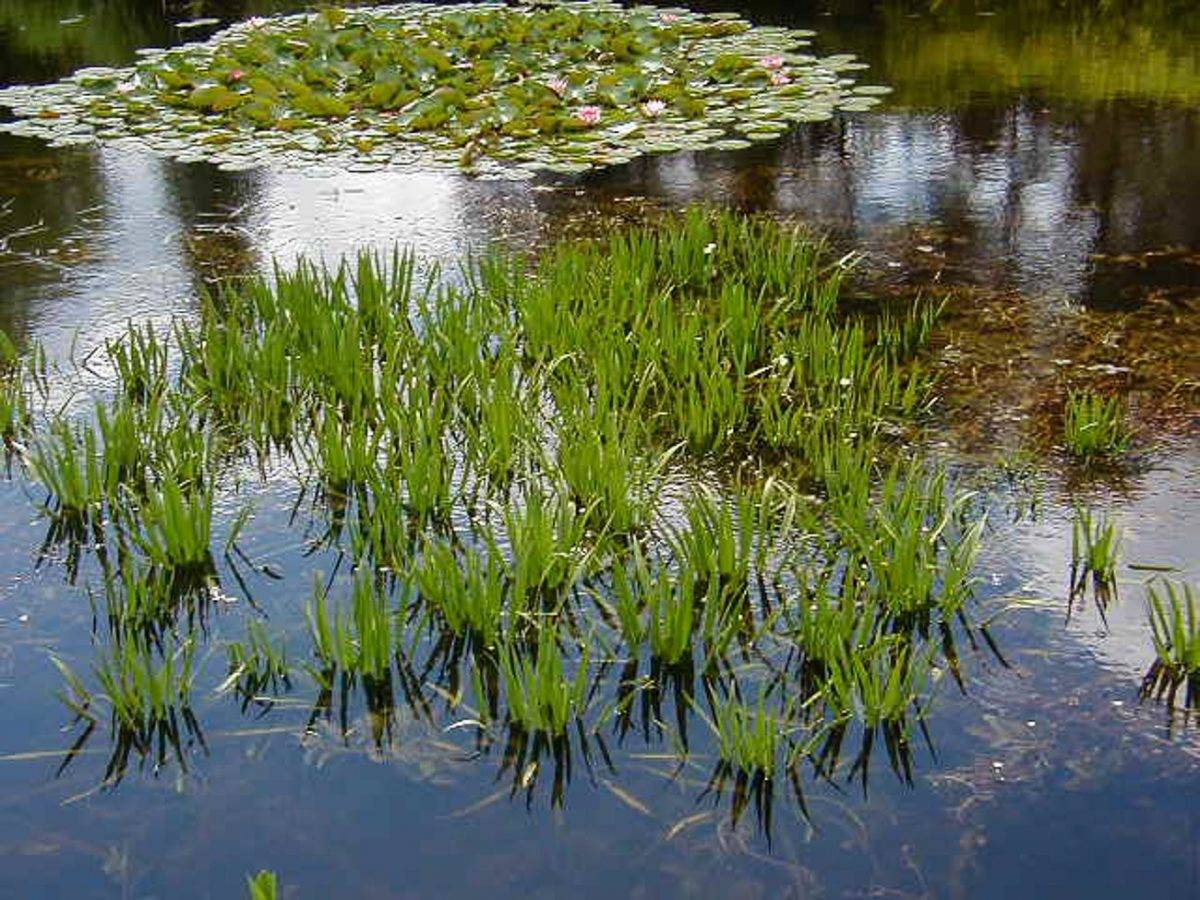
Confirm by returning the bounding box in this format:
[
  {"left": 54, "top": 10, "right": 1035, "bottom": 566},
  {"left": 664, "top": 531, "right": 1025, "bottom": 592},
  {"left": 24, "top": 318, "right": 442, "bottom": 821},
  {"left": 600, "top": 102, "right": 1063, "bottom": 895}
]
[
  {"left": 223, "top": 619, "right": 291, "bottom": 712},
  {"left": 647, "top": 570, "right": 702, "bottom": 666},
  {"left": 702, "top": 693, "right": 786, "bottom": 777},
  {"left": 669, "top": 489, "right": 757, "bottom": 603},
  {"left": 552, "top": 405, "right": 663, "bottom": 536},
  {"left": 459, "top": 354, "right": 538, "bottom": 490},
  {"left": 1064, "top": 390, "right": 1131, "bottom": 458},
  {"left": 94, "top": 562, "right": 195, "bottom": 642},
  {"left": 499, "top": 629, "right": 591, "bottom": 737},
  {"left": 502, "top": 488, "right": 594, "bottom": 600},
  {"left": 413, "top": 540, "right": 507, "bottom": 648},
  {"left": 305, "top": 413, "right": 382, "bottom": 498},
  {"left": 834, "top": 464, "right": 984, "bottom": 620},
  {"left": 134, "top": 478, "right": 215, "bottom": 576},
  {"left": 52, "top": 633, "right": 206, "bottom": 781},
  {"left": 0, "top": 330, "right": 28, "bottom": 448},
  {"left": 106, "top": 321, "right": 168, "bottom": 404},
  {"left": 247, "top": 870, "right": 278, "bottom": 900},
  {"left": 12, "top": 209, "right": 984, "bottom": 799},
  {"left": 1142, "top": 581, "right": 1200, "bottom": 708},
  {"left": 380, "top": 384, "right": 456, "bottom": 524},
  {"left": 95, "top": 634, "right": 198, "bottom": 736},
  {"left": 96, "top": 400, "right": 149, "bottom": 495},
  {"left": 0, "top": 373, "right": 27, "bottom": 449},
  {"left": 28, "top": 420, "right": 107, "bottom": 523},
  {"left": 1070, "top": 506, "right": 1122, "bottom": 604},
  {"left": 306, "top": 571, "right": 398, "bottom": 681},
  {"left": 823, "top": 638, "right": 934, "bottom": 729}
]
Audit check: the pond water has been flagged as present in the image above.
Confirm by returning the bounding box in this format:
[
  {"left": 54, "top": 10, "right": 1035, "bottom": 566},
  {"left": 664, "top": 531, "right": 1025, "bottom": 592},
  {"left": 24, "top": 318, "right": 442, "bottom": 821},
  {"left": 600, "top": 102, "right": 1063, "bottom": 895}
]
[{"left": 1, "top": 1, "right": 1199, "bottom": 898}]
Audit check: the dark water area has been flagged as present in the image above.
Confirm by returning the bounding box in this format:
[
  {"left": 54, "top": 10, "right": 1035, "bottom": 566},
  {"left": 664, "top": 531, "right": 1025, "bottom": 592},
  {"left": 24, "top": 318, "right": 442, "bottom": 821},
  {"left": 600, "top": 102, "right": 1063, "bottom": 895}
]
[{"left": 1, "top": 1, "right": 1199, "bottom": 898}]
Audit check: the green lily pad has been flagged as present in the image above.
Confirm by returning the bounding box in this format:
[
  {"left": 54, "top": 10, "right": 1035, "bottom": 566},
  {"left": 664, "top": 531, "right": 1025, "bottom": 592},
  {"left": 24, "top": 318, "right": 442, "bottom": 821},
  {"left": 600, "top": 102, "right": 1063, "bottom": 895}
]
[{"left": 0, "top": 2, "right": 885, "bottom": 177}]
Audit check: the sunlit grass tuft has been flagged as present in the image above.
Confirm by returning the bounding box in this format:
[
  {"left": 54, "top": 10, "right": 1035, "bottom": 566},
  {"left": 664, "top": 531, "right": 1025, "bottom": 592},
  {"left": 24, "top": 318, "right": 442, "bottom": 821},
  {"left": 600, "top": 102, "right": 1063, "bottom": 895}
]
[
  {"left": 1143, "top": 581, "right": 1200, "bottom": 708},
  {"left": 1064, "top": 390, "right": 1130, "bottom": 458},
  {"left": 1070, "top": 506, "right": 1121, "bottom": 605},
  {"left": 247, "top": 870, "right": 278, "bottom": 900},
  {"left": 499, "top": 629, "right": 590, "bottom": 736}
]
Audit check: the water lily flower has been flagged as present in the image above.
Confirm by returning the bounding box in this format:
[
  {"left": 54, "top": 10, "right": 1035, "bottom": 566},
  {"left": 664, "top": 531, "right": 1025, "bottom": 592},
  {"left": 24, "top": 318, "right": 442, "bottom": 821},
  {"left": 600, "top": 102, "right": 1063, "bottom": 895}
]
[
  {"left": 228, "top": 69, "right": 246, "bottom": 83},
  {"left": 547, "top": 76, "right": 569, "bottom": 96},
  {"left": 247, "top": 16, "right": 267, "bottom": 28},
  {"left": 771, "top": 70, "right": 792, "bottom": 87},
  {"left": 576, "top": 105, "right": 602, "bottom": 126},
  {"left": 115, "top": 80, "right": 138, "bottom": 95},
  {"left": 761, "top": 54, "right": 786, "bottom": 70},
  {"left": 641, "top": 99, "right": 667, "bottom": 118},
  {"left": 661, "top": 13, "right": 680, "bottom": 23}
]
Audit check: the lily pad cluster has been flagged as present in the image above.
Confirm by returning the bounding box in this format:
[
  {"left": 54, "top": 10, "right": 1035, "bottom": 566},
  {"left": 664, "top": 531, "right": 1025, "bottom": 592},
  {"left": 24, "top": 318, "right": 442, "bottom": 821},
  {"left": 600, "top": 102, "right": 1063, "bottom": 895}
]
[{"left": 0, "top": 2, "right": 889, "bottom": 176}]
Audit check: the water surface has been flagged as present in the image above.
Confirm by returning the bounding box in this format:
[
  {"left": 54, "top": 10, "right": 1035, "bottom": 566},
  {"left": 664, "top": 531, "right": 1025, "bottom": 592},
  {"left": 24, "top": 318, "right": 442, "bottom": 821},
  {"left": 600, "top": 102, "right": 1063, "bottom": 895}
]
[{"left": 1, "top": 1, "right": 1199, "bottom": 897}]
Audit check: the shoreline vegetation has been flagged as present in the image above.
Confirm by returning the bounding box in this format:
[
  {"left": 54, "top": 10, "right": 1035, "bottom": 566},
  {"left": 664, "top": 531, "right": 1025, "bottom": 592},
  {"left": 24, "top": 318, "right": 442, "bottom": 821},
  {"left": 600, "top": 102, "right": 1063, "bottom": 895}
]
[
  {"left": 5, "top": 208, "right": 989, "bottom": 803},
  {"left": 2, "top": 206, "right": 1193, "bottom": 896}
]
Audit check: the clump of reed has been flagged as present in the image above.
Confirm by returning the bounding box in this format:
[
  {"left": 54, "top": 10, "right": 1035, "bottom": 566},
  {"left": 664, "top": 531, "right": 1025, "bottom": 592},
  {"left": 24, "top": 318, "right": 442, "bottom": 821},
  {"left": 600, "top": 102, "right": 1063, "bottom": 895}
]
[
  {"left": 247, "top": 870, "right": 278, "bottom": 900},
  {"left": 134, "top": 477, "right": 216, "bottom": 578},
  {"left": 27, "top": 208, "right": 985, "bottom": 796},
  {"left": 499, "top": 629, "right": 590, "bottom": 737},
  {"left": 703, "top": 693, "right": 788, "bottom": 777},
  {"left": 53, "top": 632, "right": 202, "bottom": 783},
  {"left": 1063, "top": 390, "right": 1131, "bottom": 458},
  {"left": 222, "top": 619, "right": 292, "bottom": 712},
  {"left": 1070, "top": 506, "right": 1122, "bottom": 609},
  {"left": 306, "top": 571, "right": 398, "bottom": 682},
  {"left": 1142, "top": 581, "right": 1200, "bottom": 708},
  {"left": 0, "top": 329, "right": 29, "bottom": 449}
]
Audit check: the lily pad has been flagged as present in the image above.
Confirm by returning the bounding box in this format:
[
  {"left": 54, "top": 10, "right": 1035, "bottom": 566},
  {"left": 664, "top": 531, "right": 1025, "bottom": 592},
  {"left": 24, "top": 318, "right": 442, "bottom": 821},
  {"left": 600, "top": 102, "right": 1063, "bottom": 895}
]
[{"left": 0, "top": 1, "right": 885, "bottom": 177}]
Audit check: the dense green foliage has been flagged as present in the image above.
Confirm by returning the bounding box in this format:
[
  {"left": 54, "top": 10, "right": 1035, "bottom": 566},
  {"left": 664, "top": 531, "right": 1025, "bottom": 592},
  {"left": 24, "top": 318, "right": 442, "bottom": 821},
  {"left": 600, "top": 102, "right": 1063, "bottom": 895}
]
[
  {"left": 0, "top": 3, "right": 885, "bottom": 174},
  {"left": 7, "top": 210, "right": 983, "bottom": 794}
]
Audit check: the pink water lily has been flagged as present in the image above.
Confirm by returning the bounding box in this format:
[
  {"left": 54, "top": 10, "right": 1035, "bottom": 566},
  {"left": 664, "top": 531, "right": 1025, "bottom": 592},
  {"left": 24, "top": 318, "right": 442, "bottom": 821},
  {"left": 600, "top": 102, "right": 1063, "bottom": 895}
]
[
  {"left": 771, "top": 70, "right": 792, "bottom": 86},
  {"left": 661, "top": 13, "right": 680, "bottom": 23},
  {"left": 761, "top": 54, "right": 786, "bottom": 70},
  {"left": 546, "top": 76, "right": 569, "bottom": 96},
  {"left": 641, "top": 99, "right": 667, "bottom": 118},
  {"left": 576, "top": 105, "right": 602, "bottom": 126},
  {"left": 228, "top": 69, "right": 246, "bottom": 83}
]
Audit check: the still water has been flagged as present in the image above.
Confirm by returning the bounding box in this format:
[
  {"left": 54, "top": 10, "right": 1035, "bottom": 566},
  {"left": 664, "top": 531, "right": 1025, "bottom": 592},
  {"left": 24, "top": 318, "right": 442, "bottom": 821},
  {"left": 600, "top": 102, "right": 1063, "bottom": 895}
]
[{"left": 1, "top": 1, "right": 1199, "bottom": 897}]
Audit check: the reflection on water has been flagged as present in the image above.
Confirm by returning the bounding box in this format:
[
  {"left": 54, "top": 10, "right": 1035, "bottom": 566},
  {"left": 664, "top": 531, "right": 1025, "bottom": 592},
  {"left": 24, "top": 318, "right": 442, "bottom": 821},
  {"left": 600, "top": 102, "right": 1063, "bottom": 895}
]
[
  {"left": 0, "top": 4, "right": 1195, "bottom": 357},
  {"left": 1, "top": 0, "right": 1200, "bottom": 898}
]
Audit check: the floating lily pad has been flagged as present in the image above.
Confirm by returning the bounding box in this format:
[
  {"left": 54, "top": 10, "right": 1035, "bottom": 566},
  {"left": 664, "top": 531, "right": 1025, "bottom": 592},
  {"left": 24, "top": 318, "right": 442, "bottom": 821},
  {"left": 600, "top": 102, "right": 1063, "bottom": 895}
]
[{"left": 0, "top": 1, "right": 885, "bottom": 177}]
